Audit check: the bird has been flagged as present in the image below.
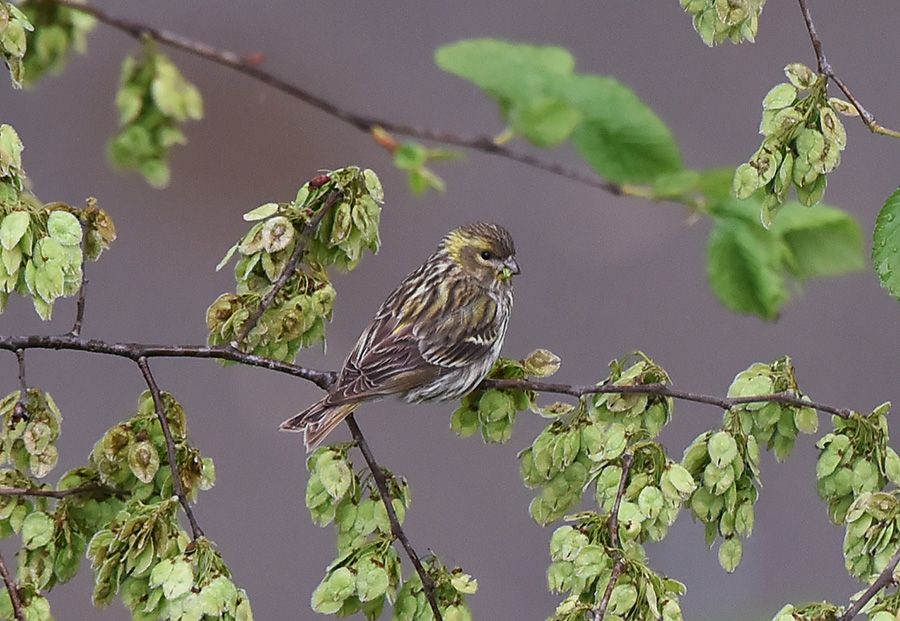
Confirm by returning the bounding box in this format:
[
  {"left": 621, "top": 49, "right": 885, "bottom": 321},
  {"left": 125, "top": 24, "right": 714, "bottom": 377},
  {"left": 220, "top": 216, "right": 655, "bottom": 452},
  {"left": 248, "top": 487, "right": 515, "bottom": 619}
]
[{"left": 280, "top": 222, "right": 520, "bottom": 451}]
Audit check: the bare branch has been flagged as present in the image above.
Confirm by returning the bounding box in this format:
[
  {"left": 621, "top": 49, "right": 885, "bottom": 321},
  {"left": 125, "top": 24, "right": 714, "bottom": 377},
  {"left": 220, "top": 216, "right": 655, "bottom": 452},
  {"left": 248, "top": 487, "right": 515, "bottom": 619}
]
[
  {"left": 0, "top": 547, "right": 24, "bottom": 621},
  {"left": 52, "top": 0, "right": 620, "bottom": 194},
  {"left": 837, "top": 546, "right": 900, "bottom": 621},
  {"left": 70, "top": 269, "right": 88, "bottom": 337},
  {"left": 232, "top": 187, "right": 343, "bottom": 348},
  {"left": 0, "top": 335, "right": 337, "bottom": 391},
  {"left": 345, "top": 414, "right": 443, "bottom": 621},
  {"left": 796, "top": 0, "right": 900, "bottom": 138},
  {"left": 136, "top": 357, "right": 204, "bottom": 540},
  {"left": 14, "top": 349, "right": 26, "bottom": 396}
]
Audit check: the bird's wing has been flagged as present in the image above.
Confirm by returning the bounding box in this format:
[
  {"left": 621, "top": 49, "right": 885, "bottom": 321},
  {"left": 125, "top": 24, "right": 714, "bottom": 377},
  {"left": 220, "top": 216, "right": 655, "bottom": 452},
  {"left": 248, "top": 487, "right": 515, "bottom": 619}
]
[
  {"left": 415, "top": 295, "right": 501, "bottom": 368},
  {"left": 323, "top": 308, "right": 441, "bottom": 405},
  {"left": 324, "top": 289, "right": 501, "bottom": 405}
]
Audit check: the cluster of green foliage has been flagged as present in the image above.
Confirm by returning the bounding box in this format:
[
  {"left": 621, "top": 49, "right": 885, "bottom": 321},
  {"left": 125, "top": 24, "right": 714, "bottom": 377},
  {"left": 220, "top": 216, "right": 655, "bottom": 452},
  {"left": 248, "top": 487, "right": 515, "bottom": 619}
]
[
  {"left": 0, "top": 389, "right": 249, "bottom": 620},
  {"left": 434, "top": 39, "right": 865, "bottom": 320},
  {"left": 734, "top": 63, "right": 857, "bottom": 225},
  {"left": 18, "top": 0, "right": 94, "bottom": 85},
  {"left": 547, "top": 515, "right": 686, "bottom": 621},
  {"left": 5, "top": 2, "right": 900, "bottom": 620},
  {"left": 109, "top": 42, "right": 203, "bottom": 187},
  {"left": 209, "top": 166, "right": 382, "bottom": 362},
  {"left": 680, "top": 0, "right": 766, "bottom": 46},
  {"left": 0, "top": 124, "right": 116, "bottom": 318},
  {"left": 0, "top": 0, "right": 92, "bottom": 88},
  {"left": 681, "top": 357, "right": 818, "bottom": 572},
  {"left": 447, "top": 349, "right": 900, "bottom": 620},
  {"left": 816, "top": 406, "right": 900, "bottom": 525},
  {"left": 504, "top": 354, "right": 691, "bottom": 619},
  {"left": 0, "top": 389, "right": 62, "bottom": 478},
  {"left": 0, "top": 0, "right": 31, "bottom": 87},
  {"left": 450, "top": 349, "right": 560, "bottom": 444},
  {"left": 305, "top": 445, "right": 477, "bottom": 620}
]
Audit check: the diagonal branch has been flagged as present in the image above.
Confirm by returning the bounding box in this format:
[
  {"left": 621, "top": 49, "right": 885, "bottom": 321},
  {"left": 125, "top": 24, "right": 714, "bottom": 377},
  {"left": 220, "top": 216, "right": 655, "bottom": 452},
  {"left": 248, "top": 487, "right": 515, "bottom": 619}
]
[
  {"left": 0, "top": 547, "right": 24, "bottom": 621},
  {"left": 232, "top": 188, "right": 343, "bottom": 348},
  {"left": 796, "top": 0, "right": 900, "bottom": 139},
  {"left": 593, "top": 452, "right": 634, "bottom": 621},
  {"left": 836, "top": 546, "right": 900, "bottom": 621},
  {"left": 136, "top": 356, "right": 204, "bottom": 540},
  {"left": 52, "top": 0, "right": 620, "bottom": 194},
  {"left": 344, "top": 414, "right": 443, "bottom": 621},
  {"left": 70, "top": 262, "right": 88, "bottom": 337}
]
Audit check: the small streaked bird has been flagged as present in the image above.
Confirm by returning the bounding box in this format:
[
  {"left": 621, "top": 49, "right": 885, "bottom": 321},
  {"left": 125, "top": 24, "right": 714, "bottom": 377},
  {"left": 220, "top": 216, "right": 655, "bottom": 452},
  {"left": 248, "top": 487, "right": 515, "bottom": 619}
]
[{"left": 280, "top": 222, "right": 519, "bottom": 451}]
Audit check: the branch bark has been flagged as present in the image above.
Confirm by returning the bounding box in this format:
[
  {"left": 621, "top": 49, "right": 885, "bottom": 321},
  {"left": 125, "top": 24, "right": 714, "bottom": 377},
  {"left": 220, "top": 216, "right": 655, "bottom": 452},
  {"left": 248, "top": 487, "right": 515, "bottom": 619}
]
[
  {"left": 0, "top": 547, "right": 24, "bottom": 621},
  {"left": 52, "top": 0, "right": 621, "bottom": 194},
  {"left": 837, "top": 546, "right": 900, "bottom": 621},
  {"left": 796, "top": 0, "right": 900, "bottom": 138},
  {"left": 136, "top": 357, "right": 205, "bottom": 540},
  {"left": 593, "top": 453, "right": 633, "bottom": 621},
  {"left": 232, "top": 188, "right": 343, "bottom": 348},
  {"left": 345, "top": 415, "right": 443, "bottom": 621}
]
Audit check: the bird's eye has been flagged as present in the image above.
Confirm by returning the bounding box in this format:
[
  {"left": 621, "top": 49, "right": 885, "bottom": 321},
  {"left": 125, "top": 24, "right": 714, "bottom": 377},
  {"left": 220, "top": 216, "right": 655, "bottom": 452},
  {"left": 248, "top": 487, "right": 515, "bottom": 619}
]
[{"left": 480, "top": 250, "right": 493, "bottom": 261}]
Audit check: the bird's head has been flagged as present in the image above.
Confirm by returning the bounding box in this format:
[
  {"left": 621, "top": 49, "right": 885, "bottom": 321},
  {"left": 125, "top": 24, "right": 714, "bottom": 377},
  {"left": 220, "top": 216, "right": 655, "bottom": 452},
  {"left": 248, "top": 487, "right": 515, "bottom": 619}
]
[{"left": 442, "top": 222, "right": 519, "bottom": 289}]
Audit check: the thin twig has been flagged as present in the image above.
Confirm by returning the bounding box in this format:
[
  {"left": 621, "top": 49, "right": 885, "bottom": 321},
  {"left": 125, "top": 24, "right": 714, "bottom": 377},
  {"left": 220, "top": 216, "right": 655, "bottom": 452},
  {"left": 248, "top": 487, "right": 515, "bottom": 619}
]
[
  {"left": 136, "top": 357, "right": 204, "bottom": 540},
  {"left": 14, "top": 349, "right": 26, "bottom": 395},
  {"left": 345, "top": 414, "right": 443, "bottom": 621},
  {"left": 593, "top": 453, "right": 633, "bottom": 621},
  {"left": 0, "top": 485, "right": 125, "bottom": 499},
  {"left": 837, "top": 546, "right": 900, "bottom": 621},
  {"left": 71, "top": 271, "right": 87, "bottom": 337},
  {"left": 232, "top": 188, "right": 343, "bottom": 348},
  {"left": 52, "top": 0, "right": 620, "bottom": 194},
  {"left": 0, "top": 547, "right": 24, "bottom": 621},
  {"left": 14, "top": 349, "right": 28, "bottom": 419},
  {"left": 796, "top": 0, "right": 900, "bottom": 138},
  {"left": 796, "top": 0, "right": 830, "bottom": 76}
]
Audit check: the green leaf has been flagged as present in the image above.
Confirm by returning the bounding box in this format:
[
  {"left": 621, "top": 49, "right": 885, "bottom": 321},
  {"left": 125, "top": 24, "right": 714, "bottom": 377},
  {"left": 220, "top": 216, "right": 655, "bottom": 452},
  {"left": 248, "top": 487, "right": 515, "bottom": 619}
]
[
  {"left": 508, "top": 97, "right": 582, "bottom": 148},
  {"left": 436, "top": 39, "right": 682, "bottom": 183},
  {"left": 0, "top": 211, "right": 29, "bottom": 250},
  {"left": 162, "top": 558, "right": 193, "bottom": 601},
  {"left": 46, "top": 210, "right": 83, "bottom": 246},
  {"left": 873, "top": 186, "right": 900, "bottom": 300},
  {"left": 355, "top": 557, "right": 388, "bottom": 602},
  {"left": 772, "top": 202, "right": 864, "bottom": 278},
  {"left": 311, "top": 567, "right": 355, "bottom": 614},
  {"left": 718, "top": 537, "right": 742, "bottom": 572},
  {"left": 564, "top": 75, "right": 683, "bottom": 183},
  {"left": 318, "top": 455, "right": 353, "bottom": 500},
  {"left": 21, "top": 511, "right": 54, "bottom": 549},
  {"left": 243, "top": 202, "right": 279, "bottom": 221},
  {"left": 436, "top": 39, "right": 575, "bottom": 103},
  {"left": 707, "top": 207, "right": 788, "bottom": 320},
  {"left": 762, "top": 83, "right": 797, "bottom": 110},
  {"left": 707, "top": 431, "right": 738, "bottom": 468}
]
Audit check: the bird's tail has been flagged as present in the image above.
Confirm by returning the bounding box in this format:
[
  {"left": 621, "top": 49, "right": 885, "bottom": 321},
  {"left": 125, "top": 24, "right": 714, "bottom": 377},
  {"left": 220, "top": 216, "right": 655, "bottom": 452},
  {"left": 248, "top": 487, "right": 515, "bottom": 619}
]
[{"left": 279, "top": 400, "right": 358, "bottom": 452}]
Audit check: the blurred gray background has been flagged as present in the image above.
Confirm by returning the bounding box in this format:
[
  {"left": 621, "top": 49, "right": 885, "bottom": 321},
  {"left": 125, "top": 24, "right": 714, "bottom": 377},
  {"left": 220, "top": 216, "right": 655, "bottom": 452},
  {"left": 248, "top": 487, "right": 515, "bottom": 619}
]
[{"left": 2, "top": 1, "right": 899, "bottom": 619}]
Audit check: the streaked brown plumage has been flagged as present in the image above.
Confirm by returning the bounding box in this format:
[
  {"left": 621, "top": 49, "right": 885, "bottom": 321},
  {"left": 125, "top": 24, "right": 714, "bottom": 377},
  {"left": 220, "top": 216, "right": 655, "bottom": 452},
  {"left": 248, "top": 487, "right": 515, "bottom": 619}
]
[{"left": 280, "top": 222, "right": 519, "bottom": 451}]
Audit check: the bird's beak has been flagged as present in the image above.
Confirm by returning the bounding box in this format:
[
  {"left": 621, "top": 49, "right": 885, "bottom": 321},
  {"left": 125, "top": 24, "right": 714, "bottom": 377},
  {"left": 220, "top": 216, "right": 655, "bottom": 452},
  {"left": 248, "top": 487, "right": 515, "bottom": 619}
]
[{"left": 501, "top": 258, "right": 521, "bottom": 280}]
